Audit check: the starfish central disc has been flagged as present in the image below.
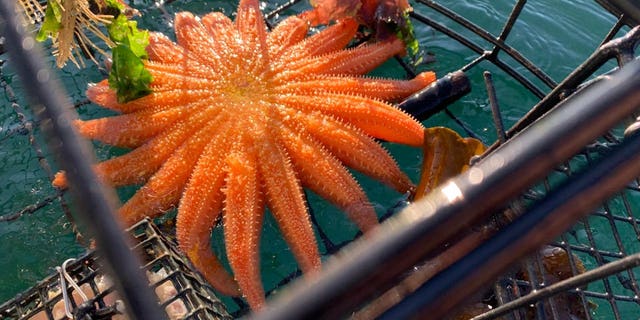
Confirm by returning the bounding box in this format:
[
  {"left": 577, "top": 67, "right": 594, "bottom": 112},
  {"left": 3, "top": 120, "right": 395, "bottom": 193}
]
[{"left": 225, "top": 73, "right": 271, "bottom": 100}]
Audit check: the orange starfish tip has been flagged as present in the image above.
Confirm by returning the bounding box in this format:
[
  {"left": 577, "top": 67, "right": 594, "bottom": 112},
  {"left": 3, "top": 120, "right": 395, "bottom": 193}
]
[
  {"left": 414, "top": 71, "right": 437, "bottom": 88},
  {"left": 186, "top": 244, "right": 241, "bottom": 296},
  {"left": 86, "top": 80, "right": 118, "bottom": 109},
  {"left": 52, "top": 171, "right": 68, "bottom": 189}
]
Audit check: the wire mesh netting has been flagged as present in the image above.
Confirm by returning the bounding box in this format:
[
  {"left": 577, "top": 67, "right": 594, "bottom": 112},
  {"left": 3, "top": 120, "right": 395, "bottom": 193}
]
[
  {"left": 0, "top": 219, "right": 231, "bottom": 319},
  {"left": 1, "top": 0, "right": 640, "bottom": 319}
]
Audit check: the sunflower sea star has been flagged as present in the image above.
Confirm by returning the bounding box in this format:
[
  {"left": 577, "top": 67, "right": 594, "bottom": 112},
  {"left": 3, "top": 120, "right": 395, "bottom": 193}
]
[{"left": 53, "top": 0, "right": 436, "bottom": 309}]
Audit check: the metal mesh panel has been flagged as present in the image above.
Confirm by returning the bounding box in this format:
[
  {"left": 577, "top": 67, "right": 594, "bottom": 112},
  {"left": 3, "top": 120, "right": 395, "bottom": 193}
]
[
  {"left": 485, "top": 139, "right": 640, "bottom": 319},
  {"left": 0, "top": 219, "right": 231, "bottom": 319}
]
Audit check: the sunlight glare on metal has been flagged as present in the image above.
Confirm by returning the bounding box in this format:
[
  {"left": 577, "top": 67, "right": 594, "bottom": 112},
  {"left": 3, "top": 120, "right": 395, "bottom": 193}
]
[{"left": 441, "top": 181, "right": 464, "bottom": 202}]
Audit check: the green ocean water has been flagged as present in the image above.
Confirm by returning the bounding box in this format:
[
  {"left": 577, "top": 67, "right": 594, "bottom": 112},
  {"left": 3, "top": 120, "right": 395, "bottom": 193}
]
[{"left": 0, "top": 0, "right": 633, "bottom": 317}]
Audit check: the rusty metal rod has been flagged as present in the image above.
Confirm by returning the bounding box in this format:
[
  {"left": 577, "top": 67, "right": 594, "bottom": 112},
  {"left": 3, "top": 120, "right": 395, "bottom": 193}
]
[{"left": 472, "top": 252, "right": 640, "bottom": 320}]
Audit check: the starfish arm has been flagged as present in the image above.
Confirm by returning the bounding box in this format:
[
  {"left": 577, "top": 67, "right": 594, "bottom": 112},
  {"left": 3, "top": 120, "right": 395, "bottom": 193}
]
[
  {"left": 174, "top": 12, "right": 232, "bottom": 75},
  {"left": 176, "top": 126, "right": 239, "bottom": 297},
  {"left": 87, "top": 80, "right": 213, "bottom": 113},
  {"left": 201, "top": 12, "right": 234, "bottom": 40},
  {"left": 224, "top": 146, "right": 266, "bottom": 309},
  {"left": 86, "top": 80, "right": 130, "bottom": 112},
  {"left": 280, "top": 124, "right": 378, "bottom": 232},
  {"left": 199, "top": 12, "right": 245, "bottom": 77},
  {"left": 201, "top": 12, "right": 239, "bottom": 55},
  {"left": 258, "top": 138, "right": 321, "bottom": 273},
  {"left": 75, "top": 107, "right": 188, "bottom": 148},
  {"left": 147, "top": 32, "right": 185, "bottom": 63},
  {"left": 276, "top": 38, "right": 405, "bottom": 82},
  {"left": 51, "top": 172, "right": 68, "bottom": 189},
  {"left": 323, "top": 38, "right": 406, "bottom": 75},
  {"left": 236, "top": 0, "right": 269, "bottom": 73},
  {"left": 146, "top": 33, "right": 220, "bottom": 80},
  {"left": 294, "top": 111, "right": 414, "bottom": 193},
  {"left": 118, "top": 117, "right": 227, "bottom": 225},
  {"left": 275, "top": 93, "right": 424, "bottom": 146},
  {"left": 275, "top": 71, "right": 436, "bottom": 102},
  {"left": 96, "top": 108, "right": 220, "bottom": 187},
  {"left": 274, "top": 18, "right": 358, "bottom": 65},
  {"left": 145, "top": 63, "right": 223, "bottom": 92},
  {"left": 267, "top": 15, "right": 309, "bottom": 58}
]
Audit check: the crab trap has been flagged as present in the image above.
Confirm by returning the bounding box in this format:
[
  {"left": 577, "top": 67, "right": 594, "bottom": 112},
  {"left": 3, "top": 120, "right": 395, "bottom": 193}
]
[{"left": 1, "top": 0, "right": 640, "bottom": 319}]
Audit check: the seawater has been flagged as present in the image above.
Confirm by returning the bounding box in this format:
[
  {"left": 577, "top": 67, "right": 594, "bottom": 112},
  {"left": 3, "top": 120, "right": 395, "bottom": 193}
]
[{"left": 0, "top": 0, "right": 630, "bottom": 317}]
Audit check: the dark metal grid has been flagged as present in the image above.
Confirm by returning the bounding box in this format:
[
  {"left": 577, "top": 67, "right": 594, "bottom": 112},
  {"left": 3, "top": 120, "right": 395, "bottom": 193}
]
[
  {"left": 486, "top": 139, "right": 640, "bottom": 320},
  {"left": 0, "top": 218, "right": 231, "bottom": 320},
  {"left": 0, "top": 66, "right": 73, "bottom": 225},
  {"left": 398, "top": 2, "right": 640, "bottom": 319},
  {"left": 410, "top": 0, "right": 639, "bottom": 141},
  {"left": 0, "top": 0, "right": 639, "bottom": 319},
  {"left": 412, "top": 0, "right": 555, "bottom": 99},
  {"left": 393, "top": 1, "right": 640, "bottom": 319}
]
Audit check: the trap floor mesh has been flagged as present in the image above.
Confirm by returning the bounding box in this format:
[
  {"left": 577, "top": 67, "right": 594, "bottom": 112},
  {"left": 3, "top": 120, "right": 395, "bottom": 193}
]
[{"left": 0, "top": 219, "right": 231, "bottom": 319}]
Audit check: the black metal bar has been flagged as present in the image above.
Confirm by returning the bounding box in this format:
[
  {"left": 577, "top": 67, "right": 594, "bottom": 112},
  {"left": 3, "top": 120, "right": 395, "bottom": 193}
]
[
  {"left": 382, "top": 128, "right": 640, "bottom": 320},
  {"left": 483, "top": 71, "right": 507, "bottom": 144},
  {"left": 599, "top": 18, "right": 626, "bottom": 47},
  {"left": 396, "top": 70, "right": 482, "bottom": 140},
  {"left": 251, "top": 51, "right": 640, "bottom": 320},
  {"left": 487, "top": 0, "right": 527, "bottom": 60},
  {"left": 409, "top": 11, "right": 547, "bottom": 99},
  {"left": 596, "top": 0, "right": 640, "bottom": 25},
  {"left": 264, "top": 0, "right": 304, "bottom": 20},
  {"left": 504, "top": 26, "right": 640, "bottom": 139},
  {"left": 0, "top": 3, "right": 166, "bottom": 320},
  {"left": 416, "top": 0, "right": 557, "bottom": 90},
  {"left": 398, "top": 70, "right": 470, "bottom": 121}
]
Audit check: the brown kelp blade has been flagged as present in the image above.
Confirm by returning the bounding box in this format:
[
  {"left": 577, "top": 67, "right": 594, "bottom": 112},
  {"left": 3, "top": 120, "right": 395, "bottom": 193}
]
[{"left": 415, "top": 127, "right": 486, "bottom": 199}]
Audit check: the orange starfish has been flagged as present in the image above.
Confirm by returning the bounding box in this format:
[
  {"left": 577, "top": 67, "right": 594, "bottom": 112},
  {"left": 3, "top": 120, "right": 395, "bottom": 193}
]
[{"left": 54, "top": 0, "right": 435, "bottom": 309}]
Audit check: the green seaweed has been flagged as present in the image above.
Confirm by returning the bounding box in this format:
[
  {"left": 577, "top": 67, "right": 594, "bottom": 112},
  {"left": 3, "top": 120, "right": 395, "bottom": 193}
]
[
  {"left": 36, "top": 0, "right": 62, "bottom": 41},
  {"left": 394, "top": 12, "right": 422, "bottom": 66},
  {"left": 107, "top": 14, "right": 152, "bottom": 103}
]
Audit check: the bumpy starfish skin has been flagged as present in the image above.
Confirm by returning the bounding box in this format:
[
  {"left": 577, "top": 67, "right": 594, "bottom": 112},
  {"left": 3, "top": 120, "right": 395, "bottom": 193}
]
[{"left": 53, "top": 0, "right": 436, "bottom": 309}]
